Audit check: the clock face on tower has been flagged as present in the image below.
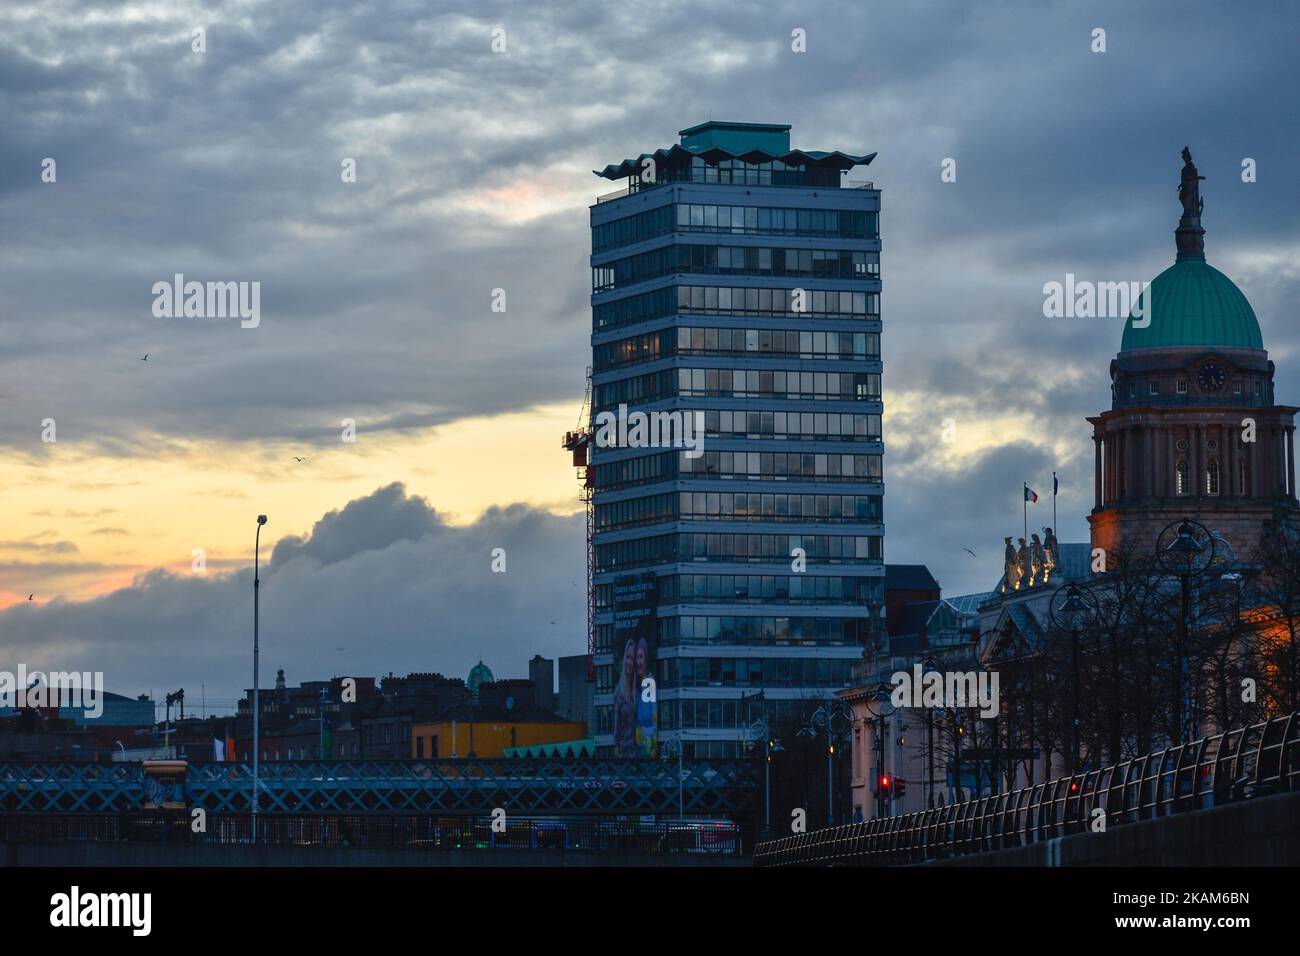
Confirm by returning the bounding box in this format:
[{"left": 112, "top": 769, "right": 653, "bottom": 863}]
[{"left": 1198, "top": 361, "right": 1226, "bottom": 393}]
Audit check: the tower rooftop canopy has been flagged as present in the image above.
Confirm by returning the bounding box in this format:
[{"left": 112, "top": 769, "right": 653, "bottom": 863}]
[{"left": 594, "top": 120, "right": 875, "bottom": 180}]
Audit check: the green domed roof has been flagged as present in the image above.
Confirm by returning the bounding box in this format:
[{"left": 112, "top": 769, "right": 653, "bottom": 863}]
[
  {"left": 467, "top": 660, "right": 494, "bottom": 695},
  {"left": 1121, "top": 257, "right": 1262, "bottom": 352}
]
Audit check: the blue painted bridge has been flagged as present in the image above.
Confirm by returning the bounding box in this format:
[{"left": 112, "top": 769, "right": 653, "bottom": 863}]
[{"left": 0, "top": 757, "right": 759, "bottom": 817}]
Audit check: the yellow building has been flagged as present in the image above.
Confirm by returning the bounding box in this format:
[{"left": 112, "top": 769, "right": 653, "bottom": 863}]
[{"left": 412, "top": 702, "right": 586, "bottom": 759}]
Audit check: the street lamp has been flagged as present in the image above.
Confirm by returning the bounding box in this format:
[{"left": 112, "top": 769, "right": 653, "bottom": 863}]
[
  {"left": 253, "top": 514, "right": 267, "bottom": 842},
  {"left": 800, "top": 699, "right": 854, "bottom": 827},
  {"left": 915, "top": 656, "right": 946, "bottom": 809},
  {"left": 1156, "top": 518, "right": 1215, "bottom": 745},
  {"left": 855, "top": 684, "right": 894, "bottom": 820},
  {"left": 318, "top": 685, "right": 329, "bottom": 760},
  {"left": 762, "top": 730, "right": 783, "bottom": 837},
  {"left": 1048, "top": 580, "right": 1100, "bottom": 774}
]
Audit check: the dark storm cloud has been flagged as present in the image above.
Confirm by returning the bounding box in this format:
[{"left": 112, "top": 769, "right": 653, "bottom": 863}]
[
  {"left": 0, "top": 484, "right": 586, "bottom": 702},
  {"left": 2, "top": 2, "right": 1297, "bottom": 638}
]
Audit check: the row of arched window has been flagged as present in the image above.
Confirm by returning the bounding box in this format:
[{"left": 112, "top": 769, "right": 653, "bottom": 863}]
[{"left": 1174, "top": 459, "right": 1246, "bottom": 496}]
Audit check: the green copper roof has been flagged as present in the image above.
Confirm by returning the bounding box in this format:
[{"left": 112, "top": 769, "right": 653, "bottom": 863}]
[
  {"left": 1120, "top": 257, "right": 1262, "bottom": 352},
  {"left": 467, "top": 660, "right": 494, "bottom": 695},
  {"left": 679, "top": 121, "right": 791, "bottom": 153}
]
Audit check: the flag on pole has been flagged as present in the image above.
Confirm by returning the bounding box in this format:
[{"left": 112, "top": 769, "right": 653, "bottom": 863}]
[
  {"left": 1053, "top": 473, "right": 1059, "bottom": 496},
  {"left": 213, "top": 738, "right": 225, "bottom": 761},
  {"left": 1024, "top": 486, "right": 1039, "bottom": 503}
]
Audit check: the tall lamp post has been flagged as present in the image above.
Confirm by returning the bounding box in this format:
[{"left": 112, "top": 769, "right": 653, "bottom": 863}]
[
  {"left": 798, "top": 699, "right": 854, "bottom": 827},
  {"left": 916, "top": 657, "right": 946, "bottom": 809},
  {"left": 318, "top": 686, "right": 328, "bottom": 760},
  {"left": 1156, "top": 518, "right": 1215, "bottom": 744},
  {"left": 253, "top": 514, "right": 267, "bottom": 842},
  {"left": 858, "top": 684, "right": 895, "bottom": 819},
  {"left": 762, "top": 729, "right": 783, "bottom": 837},
  {"left": 1048, "top": 580, "right": 1100, "bottom": 774}
]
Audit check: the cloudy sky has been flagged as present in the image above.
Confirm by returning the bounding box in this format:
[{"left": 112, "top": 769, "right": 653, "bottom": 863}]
[{"left": 1, "top": 0, "right": 1296, "bottom": 713}]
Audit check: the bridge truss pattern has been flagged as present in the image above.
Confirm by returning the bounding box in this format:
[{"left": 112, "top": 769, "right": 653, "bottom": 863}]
[{"left": 0, "top": 758, "right": 758, "bottom": 817}]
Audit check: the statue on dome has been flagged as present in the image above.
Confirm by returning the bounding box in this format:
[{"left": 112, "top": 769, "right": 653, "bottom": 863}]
[
  {"left": 1003, "top": 536, "right": 1021, "bottom": 592},
  {"left": 1179, "top": 146, "right": 1204, "bottom": 219},
  {"left": 1016, "top": 537, "right": 1031, "bottom": 588}
]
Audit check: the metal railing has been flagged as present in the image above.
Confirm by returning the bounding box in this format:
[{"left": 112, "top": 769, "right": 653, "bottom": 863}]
[
  {"left": 754, "top": 711, "right": 1300, "bottom": 867},
  {"left": 597, "top": 177, "right": 877, "bottom": 204},
  {"left": 0, "top": 812, "right": 744, "bottom": 856}
]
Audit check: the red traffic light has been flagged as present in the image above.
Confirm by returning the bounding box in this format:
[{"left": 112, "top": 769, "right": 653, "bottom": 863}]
[{"left": 879, "top": 773, "right": 892, "bottom": 791}]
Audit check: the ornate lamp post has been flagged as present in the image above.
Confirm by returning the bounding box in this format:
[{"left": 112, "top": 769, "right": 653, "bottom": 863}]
[
  {"left": 1156, "top": 518, "right": 1216, "bottom": 744},
  {"left": 859, "top": 683, "right": 896, "bottom": 819},
  {"left": 915, "top": 656, "right": 946, "bottom": 809},
  {"left": 1048, "top": 580, "right": 1100, "bottom": 774},
  {"left": 799, "top": 698, "right": 855, "bottom": 826}
]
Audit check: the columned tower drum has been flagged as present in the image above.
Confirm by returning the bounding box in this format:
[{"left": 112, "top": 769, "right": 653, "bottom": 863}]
[{"left": 1088, "top": 149, "right": 1299, "bottom": 562}]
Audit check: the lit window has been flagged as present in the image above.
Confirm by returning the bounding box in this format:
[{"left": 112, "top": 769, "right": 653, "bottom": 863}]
[
  {"left": 1176, "top": 460, "right": 1189, "bottom": 496},
  {"left": 1206, "top": 460, "right": 1220, "bottom": 496},
  {"left": 1149, "top": 382, "right": 1159, "bottom": 396}
]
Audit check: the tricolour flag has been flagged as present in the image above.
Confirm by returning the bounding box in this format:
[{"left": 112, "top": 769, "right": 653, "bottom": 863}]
[{"left": 1025, "top": 486, "right": 1039, "bottom": 503}]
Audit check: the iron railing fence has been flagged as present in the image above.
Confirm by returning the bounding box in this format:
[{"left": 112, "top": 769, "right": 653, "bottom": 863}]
[
  {"left": 755, "top": 711, "right": 1300, "bottom": 867},
  {"left": 0, "top": 812, "right": 744, "bottom": 856}
]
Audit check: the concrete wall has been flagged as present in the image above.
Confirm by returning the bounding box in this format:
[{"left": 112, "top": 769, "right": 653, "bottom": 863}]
[{"left": 927, "top": 789, "right": 1300, "bottom": 866}]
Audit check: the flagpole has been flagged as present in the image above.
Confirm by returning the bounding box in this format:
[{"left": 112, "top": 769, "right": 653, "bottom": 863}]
[
  {"left": 1052, "top": 470, "right": 1058, "bottom": 534},
  {"left": 1023, "top": 482, "right": 1028, "bottom": 542}
]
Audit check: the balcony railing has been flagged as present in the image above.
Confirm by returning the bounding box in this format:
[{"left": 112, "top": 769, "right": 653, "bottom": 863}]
[{"left": 598, "top": 177, "right": 877, "bottom": 204}]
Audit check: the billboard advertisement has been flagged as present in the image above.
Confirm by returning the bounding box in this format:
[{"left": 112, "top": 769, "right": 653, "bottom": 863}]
[{"left": 612, "top": 572, "right": 658, "bottom": 757}]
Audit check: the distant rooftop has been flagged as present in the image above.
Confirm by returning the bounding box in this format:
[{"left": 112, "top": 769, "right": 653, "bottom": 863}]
[
  {"left": 885, "top": 564, "right": 940, "bottom": 592},
  {"left": 946, "top": 591, "right": 995, "bottom": 616}
]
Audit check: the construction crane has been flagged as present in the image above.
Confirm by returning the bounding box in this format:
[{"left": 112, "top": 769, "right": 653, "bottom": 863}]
[{"left": 562, "top": 366, "right": 595, "bottom": 681}]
